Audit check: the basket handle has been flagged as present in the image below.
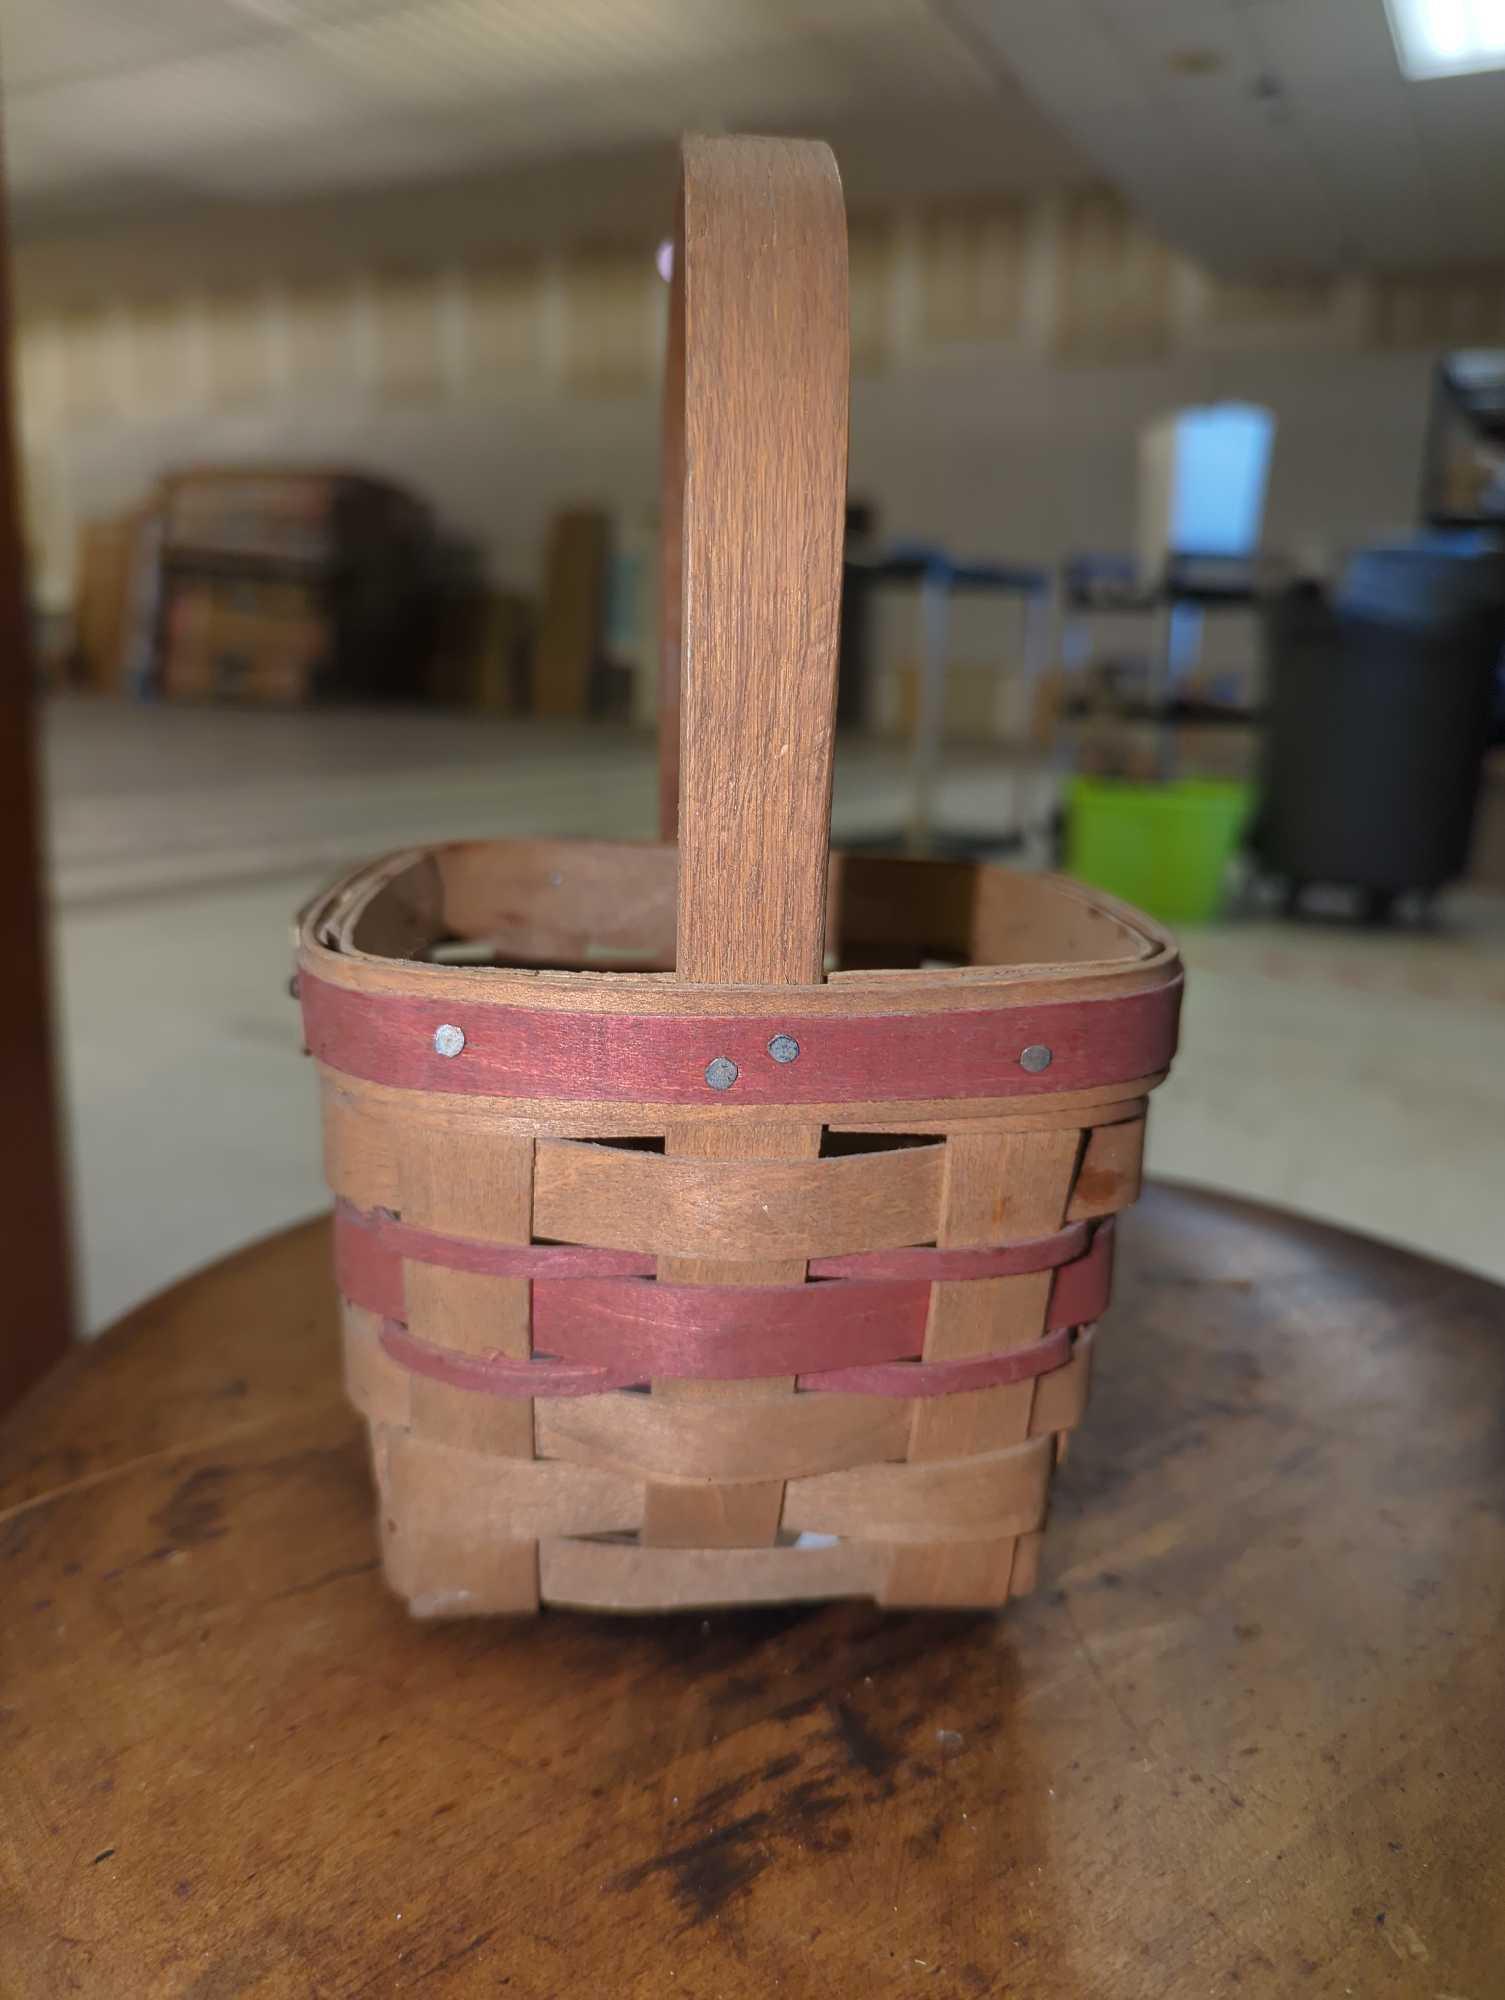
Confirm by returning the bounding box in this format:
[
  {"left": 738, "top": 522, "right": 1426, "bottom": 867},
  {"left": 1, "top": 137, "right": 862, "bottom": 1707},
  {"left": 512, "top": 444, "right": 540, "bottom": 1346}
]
[{"left": 657, "top": 135, "right": 850, "bottom": 986}]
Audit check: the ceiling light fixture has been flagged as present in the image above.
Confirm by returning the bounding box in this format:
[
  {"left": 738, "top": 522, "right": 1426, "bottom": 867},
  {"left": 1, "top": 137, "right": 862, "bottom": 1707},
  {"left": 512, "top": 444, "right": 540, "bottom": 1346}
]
[{"left": 1384, "top": 0, "right": 1505, "bottom": 78}]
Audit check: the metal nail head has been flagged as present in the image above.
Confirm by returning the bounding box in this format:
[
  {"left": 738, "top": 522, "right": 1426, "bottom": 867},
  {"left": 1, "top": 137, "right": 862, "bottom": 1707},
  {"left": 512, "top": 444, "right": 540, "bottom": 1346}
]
[
  {"left": 433, "top": 1024, "right": 466, "bottom": 1058},
  {"left": 705, "top": 1056, "right": 739, "bottom": 1091},
  {"left": 767, "top": 1034, "right": 800, "bottom": 1065},
  {"left": 1019, "top": 1043, "right": 1053, "bottom": 1073}
]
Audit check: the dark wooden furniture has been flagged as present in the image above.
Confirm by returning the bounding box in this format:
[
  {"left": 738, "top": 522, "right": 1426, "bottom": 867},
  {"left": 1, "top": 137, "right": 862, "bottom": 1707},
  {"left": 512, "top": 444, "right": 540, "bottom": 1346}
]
[
  {"left": 0, "top": 186, "right": 73, "bottom": 1415},
  {"left": 3, "top": 1183, "right": 1501, "bottom": 1996}
]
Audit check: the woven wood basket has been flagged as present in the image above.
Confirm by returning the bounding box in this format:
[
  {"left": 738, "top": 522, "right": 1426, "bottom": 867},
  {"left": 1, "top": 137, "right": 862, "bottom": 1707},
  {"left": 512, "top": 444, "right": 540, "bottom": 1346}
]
[{"left": 296, "top": 136, "right": 1183, "bottom": 1616}]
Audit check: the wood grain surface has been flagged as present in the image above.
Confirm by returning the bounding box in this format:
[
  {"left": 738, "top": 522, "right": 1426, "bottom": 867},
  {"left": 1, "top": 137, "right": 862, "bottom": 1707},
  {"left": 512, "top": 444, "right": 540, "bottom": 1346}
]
[
  {"left": 651, "top": 137, "right": 847, "bottom": 1550},
  {"left": 672, "top": 134, "right": 847, "bottom": 989},
  {"left": 4, "top": 1183, "right": 1503, "bottom": 1997},
  {"left": 532, "top": 1138, "right": 947, "bottom": 1263}
]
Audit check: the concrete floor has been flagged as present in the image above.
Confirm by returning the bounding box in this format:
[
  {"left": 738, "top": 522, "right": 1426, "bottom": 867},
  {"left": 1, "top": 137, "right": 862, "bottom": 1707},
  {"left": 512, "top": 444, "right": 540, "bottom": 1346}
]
[{"left": 42, "top": 695, "right": 1505, "bottom": 1331}]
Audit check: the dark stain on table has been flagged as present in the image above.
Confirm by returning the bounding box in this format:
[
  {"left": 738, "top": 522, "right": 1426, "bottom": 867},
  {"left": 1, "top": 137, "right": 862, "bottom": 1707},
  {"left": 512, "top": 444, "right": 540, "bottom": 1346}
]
[
  {"left": 612, "top": 1763, "right": 856, "bottom": 1929},
  {"left": 826, "top": 1696, "right": 899, "bottom": 1785},
  {"left": 154, "top": 1463, "right": 232, "bottom": 1547}
]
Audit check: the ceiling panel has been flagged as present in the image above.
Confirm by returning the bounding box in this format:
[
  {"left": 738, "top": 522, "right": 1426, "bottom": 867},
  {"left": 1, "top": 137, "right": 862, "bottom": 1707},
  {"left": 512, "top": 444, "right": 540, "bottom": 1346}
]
[
  {"left": 1294, "top": 81, "right": 1441, "bottom": 263},
  {"left": 1088, "top": 0, "right": 1247, "bottom": 72},
  {"left": 0, "top": 0, "right": 1088, "bottom": 232},
  {"left": 961, "top": 0, "right": 1505, "bottom": 273},
  {"left": 1, "top": 0, "right": 378, "bottom": 90},
  {"left": 952, "top": 0, "right": 1148, "bottom": 111},
  {"left": 1238, "top": 0, "right": 1406, "bottom": 83},
  {"left": 6, "top": 0, "right": 1500, "bottom": 274},
  {"left": 2, "top": 0, "right": 247, "bottom": 89},
  {"left": 31, "top": 45, "right": 364, "bottom": 154}
]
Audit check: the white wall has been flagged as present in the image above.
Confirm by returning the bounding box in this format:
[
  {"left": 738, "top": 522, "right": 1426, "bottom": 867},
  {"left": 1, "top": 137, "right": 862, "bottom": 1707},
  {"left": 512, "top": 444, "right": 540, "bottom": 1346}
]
[{"left": 10, "top": 179, "right": 1460, "bottom": 642}]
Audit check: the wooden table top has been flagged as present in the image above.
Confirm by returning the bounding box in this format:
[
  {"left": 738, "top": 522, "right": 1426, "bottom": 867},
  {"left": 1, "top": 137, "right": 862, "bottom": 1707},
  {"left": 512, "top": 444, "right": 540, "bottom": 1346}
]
[{"left": 3, "top": 1185, "right": 1503, "bottom": 1998}]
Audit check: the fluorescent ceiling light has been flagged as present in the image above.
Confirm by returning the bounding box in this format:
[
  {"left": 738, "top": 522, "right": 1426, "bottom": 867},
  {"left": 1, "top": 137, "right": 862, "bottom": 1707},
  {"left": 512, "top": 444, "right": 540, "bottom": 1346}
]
[{"left": 1385, "top": 0, "right": 1505, "bottom": 78}]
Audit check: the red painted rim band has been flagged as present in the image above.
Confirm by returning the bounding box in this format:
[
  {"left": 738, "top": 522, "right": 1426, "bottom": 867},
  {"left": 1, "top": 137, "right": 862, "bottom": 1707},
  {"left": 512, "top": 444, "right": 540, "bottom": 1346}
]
[
  {"left": 377, "top": 1317, "right": 1078, "bottom": 1401},
  {"left": 303, "top": 971, "right": 1180, "bottom": 1104}
]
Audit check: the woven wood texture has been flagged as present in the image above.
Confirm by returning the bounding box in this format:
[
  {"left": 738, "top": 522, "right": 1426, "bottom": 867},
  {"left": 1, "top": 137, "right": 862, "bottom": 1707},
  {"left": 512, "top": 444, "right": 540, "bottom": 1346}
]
[
  {"left": 295, "top": 135, "right": 1181, "bottom": 1615},
  {"left": 314, "top": 1041, "right": 1144, "bottom": 1613}
]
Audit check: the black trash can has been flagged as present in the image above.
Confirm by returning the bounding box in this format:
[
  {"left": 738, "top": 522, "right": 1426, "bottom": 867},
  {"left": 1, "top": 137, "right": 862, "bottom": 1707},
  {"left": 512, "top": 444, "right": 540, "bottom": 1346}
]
[{"left": 1256, "top": 557, "right": 1503, "bottom": 916}]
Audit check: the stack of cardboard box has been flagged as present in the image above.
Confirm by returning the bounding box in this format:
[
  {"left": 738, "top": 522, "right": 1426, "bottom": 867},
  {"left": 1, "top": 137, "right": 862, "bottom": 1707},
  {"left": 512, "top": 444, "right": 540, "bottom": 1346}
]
[
  {"left": 161, "top": 574, "right": 330, "bottom": 705},
  {"left": 154, "top": 468, "right": 433, "bottom": 705}
]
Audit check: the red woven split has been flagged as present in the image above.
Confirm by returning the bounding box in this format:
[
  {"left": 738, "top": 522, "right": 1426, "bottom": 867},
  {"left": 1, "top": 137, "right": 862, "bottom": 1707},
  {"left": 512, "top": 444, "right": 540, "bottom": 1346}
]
[
  {"left": 334, "top": 1199, "right": 1096, "bottom": 1305},
  {"left": 377, "top": 1317, "right": 1078, "bottom": 1400},
  {"left": 343, "top": 1208, "right": 1113, "bottom": 1397}
]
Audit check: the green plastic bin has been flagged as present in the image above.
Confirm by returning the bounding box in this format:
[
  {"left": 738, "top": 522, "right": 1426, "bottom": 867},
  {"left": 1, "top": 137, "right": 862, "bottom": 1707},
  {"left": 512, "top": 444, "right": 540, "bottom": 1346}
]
[{"left": 1065, "top": 776, "right": 1251, "bottom": 925}]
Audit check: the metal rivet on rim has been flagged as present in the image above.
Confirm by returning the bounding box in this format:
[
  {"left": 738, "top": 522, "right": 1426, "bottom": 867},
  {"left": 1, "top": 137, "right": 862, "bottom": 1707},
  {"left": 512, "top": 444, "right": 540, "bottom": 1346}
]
[
  {"left": 433, "top": 1023, "right": 466, "bottom": 1058},
  {"left": 1019, "top": 1043, "right": 1053, "bottom": 1074},
  {"left": 704, "top": 1056, "right": 739, "bottom": 1091},
  {"left": 767, "top": 1033, "right": 800, "bottom": 1065}
]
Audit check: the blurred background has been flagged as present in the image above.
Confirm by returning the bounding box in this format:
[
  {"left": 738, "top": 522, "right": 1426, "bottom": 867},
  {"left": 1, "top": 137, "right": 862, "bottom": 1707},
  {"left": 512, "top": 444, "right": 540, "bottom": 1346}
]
[{"left": 7, "top": 0, "right": 1505, "bottom": 1331}]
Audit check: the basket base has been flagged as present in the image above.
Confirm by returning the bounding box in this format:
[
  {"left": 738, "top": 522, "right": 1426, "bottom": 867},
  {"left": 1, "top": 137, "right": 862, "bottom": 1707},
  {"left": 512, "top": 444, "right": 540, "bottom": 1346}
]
[{"left": 368, "top": 1426, "right": 1046, "bottom": 1617}]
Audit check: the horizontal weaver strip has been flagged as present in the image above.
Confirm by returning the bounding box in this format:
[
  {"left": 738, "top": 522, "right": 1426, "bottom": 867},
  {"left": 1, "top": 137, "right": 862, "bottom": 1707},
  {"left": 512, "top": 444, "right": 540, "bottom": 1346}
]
[
  {"left": 344, "top": 1307, "right": 1098, "bottom": 1473},
  {"left": 382, "top": 1427, "right": 1055, "bottom": 1546},
  {"left": 335, "top": 1199, "right": 1096, "bottom": 1297},
  {"left": 379, "top": 1317, "right": 1076, "bottom": 1400},
  {"left": 338, "top": 1208, "right": 1113, "bottom": 1387}
]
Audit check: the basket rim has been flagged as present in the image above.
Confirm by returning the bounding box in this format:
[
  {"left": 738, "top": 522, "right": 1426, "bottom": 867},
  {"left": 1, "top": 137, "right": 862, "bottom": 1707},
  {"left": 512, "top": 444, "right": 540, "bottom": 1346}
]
[{"left": 296, "top": 837, "right": 1181, "bottom": 1021}]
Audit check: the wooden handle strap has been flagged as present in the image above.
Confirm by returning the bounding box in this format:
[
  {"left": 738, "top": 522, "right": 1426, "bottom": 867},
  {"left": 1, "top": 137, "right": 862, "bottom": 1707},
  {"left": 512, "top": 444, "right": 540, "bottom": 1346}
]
[
  {"left": 659, "top": 136, "right": 849, "bottom": 949},
  {"left": 634, "top": 137, "right": 850, "bottom": 1552},
  {"left": 670, "top": 131, "right": 848, "bottom": 979}
]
